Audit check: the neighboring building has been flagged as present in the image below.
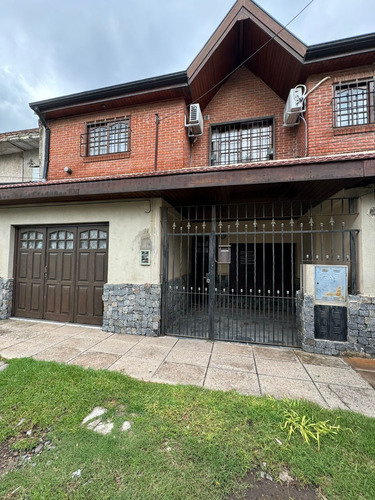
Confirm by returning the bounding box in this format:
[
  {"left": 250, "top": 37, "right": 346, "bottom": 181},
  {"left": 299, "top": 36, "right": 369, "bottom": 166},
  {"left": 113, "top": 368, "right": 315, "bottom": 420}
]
[
  {"left": 0, "top": 128, "right": 40, "bottom": 184},
  {"left": 1, "top": 0, "right": 375, "bottom": 356}
]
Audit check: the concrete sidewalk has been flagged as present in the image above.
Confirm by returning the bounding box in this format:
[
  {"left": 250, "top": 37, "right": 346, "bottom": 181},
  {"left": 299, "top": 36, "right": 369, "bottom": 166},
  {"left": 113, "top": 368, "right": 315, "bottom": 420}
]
[{"left": 0, "top": 318, "right": 374, "bottom": 418}]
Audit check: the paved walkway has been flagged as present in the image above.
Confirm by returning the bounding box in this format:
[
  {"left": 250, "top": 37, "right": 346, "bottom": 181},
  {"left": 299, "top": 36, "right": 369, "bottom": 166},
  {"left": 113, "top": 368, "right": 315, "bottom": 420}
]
[{"left": 0, "top": 318, "right": 374, "bottom": 418}]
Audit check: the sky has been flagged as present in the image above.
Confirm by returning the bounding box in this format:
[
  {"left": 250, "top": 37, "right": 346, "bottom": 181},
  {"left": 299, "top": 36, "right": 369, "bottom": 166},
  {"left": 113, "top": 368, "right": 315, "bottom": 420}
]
[{"left": 0, "top": 0, "right": 374, "bottom": 133}]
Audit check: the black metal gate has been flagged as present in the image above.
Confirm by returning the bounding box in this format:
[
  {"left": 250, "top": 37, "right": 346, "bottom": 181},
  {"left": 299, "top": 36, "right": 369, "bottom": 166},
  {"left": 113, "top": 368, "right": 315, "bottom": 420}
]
[{"left": 161, "top": 200, "right": 358, "bottom": 347}]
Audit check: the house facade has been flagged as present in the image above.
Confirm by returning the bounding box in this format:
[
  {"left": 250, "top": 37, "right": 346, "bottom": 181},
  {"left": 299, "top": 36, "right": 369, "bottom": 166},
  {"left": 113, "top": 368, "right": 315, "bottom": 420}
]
[{"left": 1, "top": 0, "right": 375, "bottom": 357}]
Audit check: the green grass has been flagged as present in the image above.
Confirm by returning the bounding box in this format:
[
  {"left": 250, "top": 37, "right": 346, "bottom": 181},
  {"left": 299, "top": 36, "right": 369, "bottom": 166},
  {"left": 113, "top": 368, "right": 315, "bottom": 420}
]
[{"left": 0, "top": 356, "right": 374, "bottom": 499}]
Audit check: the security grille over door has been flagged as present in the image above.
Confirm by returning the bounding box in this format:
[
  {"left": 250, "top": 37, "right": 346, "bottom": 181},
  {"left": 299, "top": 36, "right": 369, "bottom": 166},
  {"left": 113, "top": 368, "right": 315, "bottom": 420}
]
[
  {"left": 14, "top": 225, "right": 108, "bottom": 325},
  {"left": 162, "top": 200, "right": 359, "bottom": 347}
]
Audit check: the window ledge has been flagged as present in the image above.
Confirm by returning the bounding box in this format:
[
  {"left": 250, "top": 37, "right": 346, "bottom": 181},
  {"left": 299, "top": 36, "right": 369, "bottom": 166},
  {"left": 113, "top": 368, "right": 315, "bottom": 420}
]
[
  {"left": 82, "top": 152, "right": 131, "bottom": 163},
  {"left": 333, "top": 123, "right": 375, "bottom": 136}
]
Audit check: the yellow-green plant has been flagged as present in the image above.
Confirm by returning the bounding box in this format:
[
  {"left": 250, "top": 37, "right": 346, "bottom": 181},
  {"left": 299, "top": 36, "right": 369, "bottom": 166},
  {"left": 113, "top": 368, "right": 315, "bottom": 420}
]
[{"left": 281, "top": 401, "right": 341, "bottom": 451}]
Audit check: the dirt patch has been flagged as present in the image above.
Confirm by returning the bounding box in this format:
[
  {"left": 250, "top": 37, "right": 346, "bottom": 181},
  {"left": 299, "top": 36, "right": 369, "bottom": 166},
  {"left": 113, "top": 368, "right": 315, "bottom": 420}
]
[
  {"left": 228, "top": 469, "right": 318, "bottom": 500},
  {"left": 0, "top": 429, "right": 54, "bottom": 478},
  {"left": 0, "top": 438, "right": 22, "bottom": 478}
]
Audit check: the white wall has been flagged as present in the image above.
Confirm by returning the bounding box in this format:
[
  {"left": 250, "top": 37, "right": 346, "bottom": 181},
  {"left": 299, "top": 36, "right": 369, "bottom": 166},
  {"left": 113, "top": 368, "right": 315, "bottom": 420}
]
[{"left": 0, "top": 199, "right": 162, "bottom": 284}]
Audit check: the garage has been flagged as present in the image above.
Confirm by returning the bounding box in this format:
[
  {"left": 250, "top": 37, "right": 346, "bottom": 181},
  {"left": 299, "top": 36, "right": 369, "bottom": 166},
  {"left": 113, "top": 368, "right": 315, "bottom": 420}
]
[{"left": 14, "top": 225, "right": 108, "bottom": 325}]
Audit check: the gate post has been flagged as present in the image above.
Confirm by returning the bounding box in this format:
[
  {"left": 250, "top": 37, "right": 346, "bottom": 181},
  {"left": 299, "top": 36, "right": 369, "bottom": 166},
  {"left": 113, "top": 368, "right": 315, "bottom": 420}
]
[
  {"left": 161, "top": 207, "right": 169, "bottom": 336},
  {"left": 208, "top": 205, "right": 216, "bottom": 340}
]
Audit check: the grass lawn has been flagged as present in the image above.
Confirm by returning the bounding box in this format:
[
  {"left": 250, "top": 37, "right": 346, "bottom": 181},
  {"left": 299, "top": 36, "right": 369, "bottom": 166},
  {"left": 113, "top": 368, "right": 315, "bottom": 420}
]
[{"left": 0, "top": 356, "right": 374, "bottom": 499}]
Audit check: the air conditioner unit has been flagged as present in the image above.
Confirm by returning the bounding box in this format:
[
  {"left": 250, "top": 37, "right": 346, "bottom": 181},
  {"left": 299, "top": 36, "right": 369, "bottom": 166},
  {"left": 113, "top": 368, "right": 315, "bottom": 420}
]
[
  {"left": 185, "top": 103, "right": 203, "bottom": 137},
  {"left": 283, "top": 87, "right": 305, "bottom": 126}
]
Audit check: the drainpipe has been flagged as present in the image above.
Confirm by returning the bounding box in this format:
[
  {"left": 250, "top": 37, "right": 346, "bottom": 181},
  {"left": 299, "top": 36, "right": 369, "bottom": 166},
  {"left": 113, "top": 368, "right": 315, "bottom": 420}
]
[
  {"left": 154, "top": 113, "right": 160, "bottom": 172},
  {"left": 33, "top": 106, "right": 50, "bottom": 181}
]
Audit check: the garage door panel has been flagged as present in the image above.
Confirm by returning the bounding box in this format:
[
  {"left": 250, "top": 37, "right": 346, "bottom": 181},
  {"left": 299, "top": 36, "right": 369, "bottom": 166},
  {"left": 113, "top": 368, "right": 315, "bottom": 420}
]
[
  {"left": 18, "top": 252, "right": 29, "bottom": 279},
  {"left": 61, "top": 285, "right": 72, "bottom": 314},
  {"left": 94, "top": 253, "right": 106, "bottom": 282},
  {"left": 30, "top": 283, "right": 42, "bottom": 312},
  {"left": 77, "top": 253, "right": 89, "bottom": 282},
  {"left": 47, "top": 253, "right": 58, "bottom": 281},
  {"left": 45, "top": 284, "right": 56, "bottom": 313},
  {"left": 62, "top": 252, "right": 74, "bottom": 281},
  {"left": 16, "top": 282, "right": 27, "bottom": 311},
  {"left": 32, "top": 252, "right": 43, "bottom": 280},
  {"left": 94, "top": 286, "right": 104, "bottom": 317},
  {"left": 77, "top": 286, "right": 89, "bottom": 316}
]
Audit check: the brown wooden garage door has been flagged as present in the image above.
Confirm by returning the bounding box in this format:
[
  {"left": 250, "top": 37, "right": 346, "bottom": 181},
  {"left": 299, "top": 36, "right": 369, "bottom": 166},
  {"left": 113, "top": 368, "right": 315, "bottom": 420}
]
[{"left": 14, "top": 225, "right": 108, "bottom": 325}]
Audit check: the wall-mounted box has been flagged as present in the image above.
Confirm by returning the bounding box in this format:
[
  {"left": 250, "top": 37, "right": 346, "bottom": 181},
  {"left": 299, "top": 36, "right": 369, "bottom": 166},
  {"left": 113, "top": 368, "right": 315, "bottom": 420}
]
[{"left": 315, "top": 265, "right": 348, "bottom": 303}]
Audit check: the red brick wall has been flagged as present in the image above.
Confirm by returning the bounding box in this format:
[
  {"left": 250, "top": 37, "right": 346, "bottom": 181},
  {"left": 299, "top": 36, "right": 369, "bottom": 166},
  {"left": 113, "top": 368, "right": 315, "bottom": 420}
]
[
  {"left": 190, "top": 67, "right": 297, "bottom": 168},
  {"left": 47, "top": 99, "right": 188, "bottom": 180},
  {"left": 304, "top": 66, "right": 375, "bottom": 157},
  {"left": 46, "top": 65, "right": 375, "bottom": 182}
]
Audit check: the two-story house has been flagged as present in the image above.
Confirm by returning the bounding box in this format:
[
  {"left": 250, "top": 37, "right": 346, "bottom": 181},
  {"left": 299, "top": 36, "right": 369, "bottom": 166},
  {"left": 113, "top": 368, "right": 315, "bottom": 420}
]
[{"left": 1, "top": 0, "right": 375, "bottom": 357}]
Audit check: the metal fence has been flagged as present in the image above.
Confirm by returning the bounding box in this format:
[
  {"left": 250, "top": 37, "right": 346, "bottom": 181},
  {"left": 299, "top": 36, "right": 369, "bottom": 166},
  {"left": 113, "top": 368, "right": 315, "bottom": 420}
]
[{"left": 162, "top": 199, "right": 359, "bottom": 346}]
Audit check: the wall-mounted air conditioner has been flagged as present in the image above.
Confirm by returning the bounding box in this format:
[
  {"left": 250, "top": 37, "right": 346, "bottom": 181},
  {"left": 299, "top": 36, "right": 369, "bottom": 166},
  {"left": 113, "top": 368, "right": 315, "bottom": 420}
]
[
  {"left": 283, "top": 87, "right": 305, "bottom": 126},
  {"left": 185, "top": 103, "right": 203, "bottom": 137}
]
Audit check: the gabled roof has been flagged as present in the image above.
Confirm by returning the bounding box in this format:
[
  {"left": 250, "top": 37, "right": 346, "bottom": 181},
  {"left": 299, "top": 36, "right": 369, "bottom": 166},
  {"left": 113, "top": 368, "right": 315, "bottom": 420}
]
[
  {"left": 188, "top": 0, "right": 375, "bottom": 109},
  {"left": 29, "top": 0, "right": 375, "bottom": 119}
]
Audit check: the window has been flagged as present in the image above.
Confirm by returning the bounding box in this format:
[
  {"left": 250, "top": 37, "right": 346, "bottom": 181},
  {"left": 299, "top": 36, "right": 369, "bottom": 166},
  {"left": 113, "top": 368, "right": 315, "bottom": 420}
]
[
  {"left": 81, "top": 117, "right": 130, "bottom": 157},
  {"left": 333, "top": 80, "right": 374, "bottom": 127},
  {"left": 210, "top": 118, "right": 274, "bottom": 166}
]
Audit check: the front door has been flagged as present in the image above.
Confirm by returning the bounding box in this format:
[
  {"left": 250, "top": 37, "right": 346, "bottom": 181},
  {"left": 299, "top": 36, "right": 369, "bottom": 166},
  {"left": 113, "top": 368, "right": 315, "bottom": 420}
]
[{"left": 14, "top": 225, "right": 108, "bottom": 325}]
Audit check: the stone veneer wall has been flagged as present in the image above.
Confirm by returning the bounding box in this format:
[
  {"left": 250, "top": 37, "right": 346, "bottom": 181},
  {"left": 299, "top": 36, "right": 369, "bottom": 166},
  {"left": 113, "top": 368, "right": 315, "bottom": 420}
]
[
  {"left": 102, "top": 284, "right": 161, "bottom": 336},
  {"left": 297, "top": 292, "right": 375, "bottom": 357},
  {"left": 0, "top": 278, "right": 13, "bottom": 319}
]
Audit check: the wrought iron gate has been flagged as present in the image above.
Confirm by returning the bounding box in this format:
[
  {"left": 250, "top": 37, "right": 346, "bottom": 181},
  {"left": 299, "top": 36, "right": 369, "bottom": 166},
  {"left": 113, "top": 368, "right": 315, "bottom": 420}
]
[{"left": 161, "top": 200, "right": 358, "bottom": 347}]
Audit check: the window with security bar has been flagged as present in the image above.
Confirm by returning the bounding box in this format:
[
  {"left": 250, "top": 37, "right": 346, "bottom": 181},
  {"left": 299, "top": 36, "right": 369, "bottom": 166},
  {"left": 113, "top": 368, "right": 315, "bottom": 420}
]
[
  {"left": 80, "top": 117, "right": 130, "bottom": 157},
  {"left": 210, "top": 118, "right": 274, "bottom": 166},
  {"left": 333, "top": 79, "right": 374, "bottom": 127}
]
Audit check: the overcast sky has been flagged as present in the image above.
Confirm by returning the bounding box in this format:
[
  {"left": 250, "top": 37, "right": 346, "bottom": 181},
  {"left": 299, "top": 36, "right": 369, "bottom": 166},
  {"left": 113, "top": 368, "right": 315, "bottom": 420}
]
[{"left": 0, "top": 0, "right": 374, "bottom": 133}]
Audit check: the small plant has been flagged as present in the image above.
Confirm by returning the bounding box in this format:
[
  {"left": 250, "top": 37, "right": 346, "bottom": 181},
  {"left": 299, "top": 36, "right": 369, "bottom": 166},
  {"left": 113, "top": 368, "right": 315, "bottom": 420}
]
[{"left": 281, "top": 400, "right": 341, "bottom": 450}]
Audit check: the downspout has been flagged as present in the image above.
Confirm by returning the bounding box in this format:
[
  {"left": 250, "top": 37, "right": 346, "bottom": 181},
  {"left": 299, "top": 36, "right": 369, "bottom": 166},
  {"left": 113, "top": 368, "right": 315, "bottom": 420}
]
[
  {"left": 33, "top": 106, "right": 50, "bottom": 181},
  {"left": 154, "top": 113, "right": 160, "bottom": 172}
]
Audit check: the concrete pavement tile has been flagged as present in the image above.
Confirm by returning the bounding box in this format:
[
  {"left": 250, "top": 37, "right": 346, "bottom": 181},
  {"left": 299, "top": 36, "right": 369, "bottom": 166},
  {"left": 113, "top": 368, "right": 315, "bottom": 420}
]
[
  {"left": 173, "top": 338, "right": 213, "bottom": 353},
  {"left": 88, "top": 338, "right": 136, "bottom": 355},
  {"left": 33, "top": 346, "right": 81, "bottom": 363},
  {"left": 137, "top": 336, "right": 178, "bottom": 348},
  {"left": 3, "top": 319, "right": 38, "bottom": 330},
  {"left": 0, "top": 337, "right": 22, "bottom": 349},
  {"left": 108, "top": 355, "right": 162, "bottom": 381},
  {"left": 204, "top": 367, "right": 260, "bottom": 395},
  {"left": 107, "top": 333, "right": 140, "bottom": 343},
  {"left": 126, "top": 343, "right": 172, "bottom": 361},
  {"left": 152, "top": 361, "right": 206, "bottom": 386},
  {"left": 165, "top": 348, "right": 211, "bottom": 367},
  {"left": 296, "top": 351, "right": 349, "bottom": 368},
  {"left": 0, "top": 341, "right": 48, "bottom": 359},
  {"left": 212, "top": 341, "right": 253, "bottom": 356},
  {"left": 259, "top": 375, "right": 327, "bottom": 406},
  {"left": 209, "top": 352, "right": 255, "bottom": 372},
  {"left": 69, "top": 352, "right": 120, "bottom": 370},
  {"left": 58, "top": 337, "right": 101, "bottom": 351},
  {"left": 255, "top": 358, "right": 310, "bottom": 380},
  {"left": 253, "top": 346, "right": 298, "bottom": 361},
  {"left": 68, "top": 329, "right": 111, "bottom": 341},
  {"left": 316, "top": 383, "right": 375, "bottom": 418},
  {"left": 304, "top": 365, "right": 371, "bottom": 388},
  {"left": 31, "top": 332, "right": 77, "bottom": 344}
]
